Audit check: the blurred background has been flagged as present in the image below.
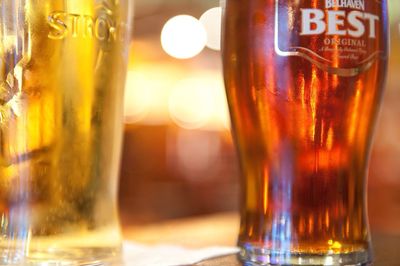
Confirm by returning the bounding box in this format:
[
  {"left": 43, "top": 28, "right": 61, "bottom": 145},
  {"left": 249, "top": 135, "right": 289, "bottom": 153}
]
[{"left": 119, "top": 0, "right": 400, "bottom": 233}]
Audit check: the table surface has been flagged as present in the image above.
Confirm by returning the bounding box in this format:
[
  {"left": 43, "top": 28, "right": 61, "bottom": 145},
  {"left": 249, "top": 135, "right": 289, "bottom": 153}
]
[{"left": 124, "top": 212, "right": 400, "bottom": 266}]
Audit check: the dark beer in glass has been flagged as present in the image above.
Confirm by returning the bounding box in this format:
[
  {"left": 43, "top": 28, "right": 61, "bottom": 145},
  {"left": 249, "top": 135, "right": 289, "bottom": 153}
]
[{"left": 223, "top": 0, "right": 388, "bottom": 264}]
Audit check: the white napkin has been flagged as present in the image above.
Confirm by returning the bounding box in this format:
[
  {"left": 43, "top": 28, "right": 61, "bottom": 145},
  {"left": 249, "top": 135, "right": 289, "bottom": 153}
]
[{"left": 123, "top": 242, "right": 239, "bottom": 266}]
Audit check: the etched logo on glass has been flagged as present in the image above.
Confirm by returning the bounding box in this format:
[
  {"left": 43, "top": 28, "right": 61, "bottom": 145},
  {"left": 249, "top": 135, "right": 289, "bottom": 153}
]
[{"left": 47, "top": 0, "right": 126, "bottom": 42}]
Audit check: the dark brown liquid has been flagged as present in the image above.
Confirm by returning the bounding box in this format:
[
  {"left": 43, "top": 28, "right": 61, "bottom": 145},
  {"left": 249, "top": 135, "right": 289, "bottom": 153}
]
[{"left": 223, "top": 0, "right": 387, "bottom": 254}]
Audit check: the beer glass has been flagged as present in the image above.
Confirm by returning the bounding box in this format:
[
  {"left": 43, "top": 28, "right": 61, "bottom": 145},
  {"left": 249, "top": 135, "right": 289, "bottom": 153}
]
[
  {"left": 0, "top": 0, "right": 133, "bottom": 265},
  {"left": 223, "top": 0, "right": 388, "bottom": 265}
]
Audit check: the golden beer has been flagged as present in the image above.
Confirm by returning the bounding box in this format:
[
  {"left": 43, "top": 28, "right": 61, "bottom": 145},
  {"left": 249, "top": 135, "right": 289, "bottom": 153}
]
[
  {"left": 223, "top": 0, "right": 388, "bottom": 265},
  {"left": 0, "top": 0, "right": 132, "bottom": 264}
]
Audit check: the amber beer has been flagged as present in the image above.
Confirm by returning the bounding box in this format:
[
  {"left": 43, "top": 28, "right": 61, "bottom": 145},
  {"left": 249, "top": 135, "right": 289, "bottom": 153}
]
[
  {"left": 223, "top": 0, "right": 388, "bottom": 265},
  {"left": 0, "top": 0, "right": 132, "bottom": 264}
]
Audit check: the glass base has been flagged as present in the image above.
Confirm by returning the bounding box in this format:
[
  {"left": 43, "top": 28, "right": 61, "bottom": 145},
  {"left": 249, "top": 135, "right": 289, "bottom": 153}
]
[
  {"left": 0, "top": 225, "right": 122, "bottom": 265},
  {"left": 0, "top": 247, "right": 121, "bottom": 266},
  {"left": 239, "top": 244, "right": 372, "bottom": 266}
]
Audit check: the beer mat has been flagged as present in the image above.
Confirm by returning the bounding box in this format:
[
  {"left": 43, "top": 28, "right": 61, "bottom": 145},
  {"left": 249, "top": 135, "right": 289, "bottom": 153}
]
[{"left": 122, "top": 242, "right": 239, "bottom": 266}]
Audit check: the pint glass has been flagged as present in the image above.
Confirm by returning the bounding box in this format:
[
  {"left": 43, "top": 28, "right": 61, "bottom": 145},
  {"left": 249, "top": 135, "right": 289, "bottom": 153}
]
[
  {"left": 222, "top": 0, "right": 388, "bottom": 265},
  {"left": 0, "top": 0, "right": 133, "bottom": 264}
]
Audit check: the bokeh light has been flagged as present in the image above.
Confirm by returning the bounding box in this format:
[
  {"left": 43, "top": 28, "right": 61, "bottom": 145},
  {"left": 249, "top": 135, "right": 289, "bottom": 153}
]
[
  {"left": 168, "top": 77, "right": 216, "bottom": 129},
  {"left": 124, "top": 63, "right": 182, "bottom": 125},
  {"left": 200, "top": 7, "right": 222, "bottom": 51},
  {"left": 161, "top": 15, "right": 207, "bottom": 59},
  {"left": 124, "top": 70, "right": 152, "bottom": 123},
  {"left": 175, "top": 131, "right": 222, "bottom": 180}
]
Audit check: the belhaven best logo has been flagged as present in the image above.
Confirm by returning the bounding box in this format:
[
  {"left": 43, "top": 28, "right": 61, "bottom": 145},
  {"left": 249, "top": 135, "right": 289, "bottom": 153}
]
[
  {"left": 274, "top": 0, "right": 385, "bottom": 76},
  {"left": 301, "top": 0, "right": 379, "bottom": 38}
]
